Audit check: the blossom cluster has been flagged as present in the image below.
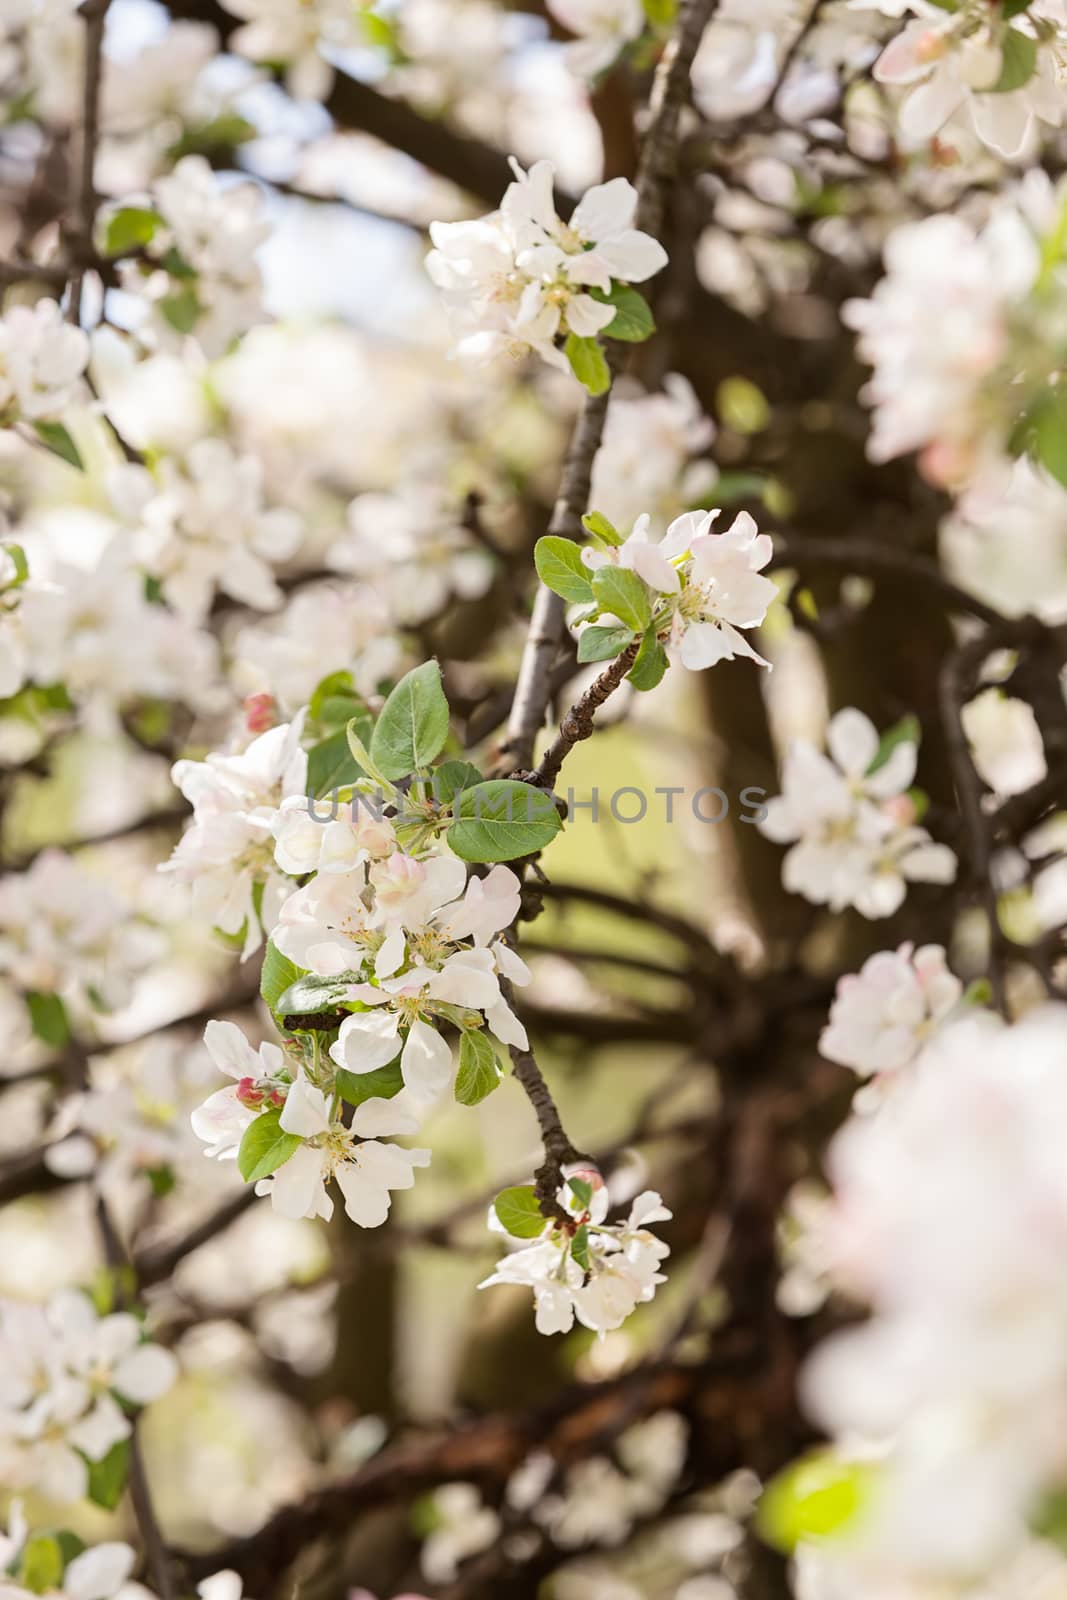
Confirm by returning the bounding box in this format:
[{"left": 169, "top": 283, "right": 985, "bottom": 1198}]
[
  {"left": 759, "top": 707, "right": 957, "bottom": 918},
  {"left": 789, "top": 1004, "right": 1067, "bottom": 1596},
  {"left": 427, "top": 158, "right": 667, "bottom": 389},
  {"left": 482, "top": 1175, "right": 672, "bottom": 1337},
  {"left": 0, "top": 1288, "right": 177, "bottom": 1503}
]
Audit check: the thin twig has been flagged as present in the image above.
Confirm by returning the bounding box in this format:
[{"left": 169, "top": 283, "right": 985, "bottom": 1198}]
[
  {"left": 69, "top": 0, "right": 112, "bottom": 324},
  {"left": 533, "top": 639, "right": 640, "bottom": 789}
]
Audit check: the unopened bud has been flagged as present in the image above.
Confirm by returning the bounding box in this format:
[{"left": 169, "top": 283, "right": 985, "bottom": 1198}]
[
  {"left": 883, "top": 793, "right": 917, "bottom": 827},
  {"left": 236, "top": 1076, "right": 265, "bottom": 1109},
  {"left": 244, "top": 693, "right": 275, "bottom": 735}
]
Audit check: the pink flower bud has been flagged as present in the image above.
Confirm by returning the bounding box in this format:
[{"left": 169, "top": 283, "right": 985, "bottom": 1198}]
[
  {"left": 236, "top": 1077, "right": 265, "bottom": 1109},
  {"left": 244, "top": 692, "right": 275, "bottom": 734},
  {"left": 883, "top": 793, "right": 917, "bottom": 828}
]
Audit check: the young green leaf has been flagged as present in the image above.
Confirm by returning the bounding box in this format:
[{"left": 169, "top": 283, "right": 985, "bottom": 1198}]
[
  {"left": 237, "top": 1108, "right": 303, "bottom": 1184},
  {"left": 493, "top": 1184, "right": 548, "bottom": 1238},
  {"left": 32, "top": 421, "right": 83, "bottom": 471},
  {"left": 570, "top": 1224, "right": 591, "bottom": 1274},
  {"left": 370, "top": 661, "right": 450, "bottom": 780},
  {"left": 564, "top": 333, "right": 611, "bottom": 396},
  {"left": 589, "top": 283, "right": 656, "bottom": 342},
  {"left": 455, "top": 1030, "right": 502, "bottom": 1106},
  {"left": 628, "top": 626, "right": 669, "bottom": 691},
  {"left": 447, "top": 779, "right": 563, "bottom": 863},
  {"left": 336, "top": 1060, "right": 404, "bottom": 1105},
  {"left": 345, "top": 718, "right": 395, "bottom": 792},
  {"left": 582, "top": 510, "right": 624, "bottom": 547},
  {"left": 307, "top": 728, "right": 364, "bottom": 798},
  {"left": 577, "top": 623, "right": 636, "bottom": 664},
  {"left": 992, "top": 27, "right": 1037, "bottom": 92},
  {"left": 867, "top": 714, "right": 921, "bottom": 776},
  {"left": 3, "top": 543, "right": 29, "bottom": 588},
  {"left": 275, "top": 972, "right": 362, "bottom": 1016},
  {"left": 756, "top": 1450, "right": 874, "bottom": 1554},
  {"left": 534, "top": 536, "right": 595, "bottom": 604},
  {"left": 431, "top": 760, "right": 483, "bottom": 806},
  {"left": 1035, "top": 389, "right": 1067, "bottom": 488},
  {"left": 103, "top": 206, "right": 160, "bottom": 256},
  {"left": 260, "top": 940, "right": 304, "bottom": 1010},
  {"left": 18, "top": 1535, "right": 64, "bottom": 1594},
  {"left": 159, "top": 285, "right": 201, "bottom": 335},
  {"left": 590, "top": 565, "right": 652, "bottom": 632},
  {"left": 84, "top": 1438, "right": 131, "bottom": 1511},
  {"left": 567, "top": 1175, "right": 593, "bottom": 1208},
  {"left": 26, "top": 990, "right": 70, "bottom": 1048}
]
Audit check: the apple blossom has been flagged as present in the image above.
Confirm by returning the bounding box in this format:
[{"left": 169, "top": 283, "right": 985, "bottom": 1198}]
[
  {"left": 589, "top": 374, "right": 717, "bottom": 533},
  {"left": 0, "top": 300, "right": 88, "bottom": 426},
  {"left": 759, "top": 707, "right": 957, "bottom": 917},
  {"left": 0, "top": 1289, "right": 177, "bottom": 1502},
  {"left": 819, "top": 942, "right": 964, "bottom": 1078},
  {"left": 427, "top": 158, "right": 667, "bottom": 381},
  {"left": 481, "top": 1182, "right": 671, "bottom": 1337},
  {"left": 545, "top": 0, "right": 646, "bottom": 80},
  {"left": 860, "top": 0, "right": 1067, "bottom": 158},
  {"left": 217, "top": 0, "right": 365, "bottom": 101},
  {"left": 327, "top": 486, "right": 494, "bottom": 627}
]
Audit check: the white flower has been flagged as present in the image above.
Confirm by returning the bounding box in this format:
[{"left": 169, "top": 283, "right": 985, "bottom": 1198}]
[
  {"left": 0, "top": 1290, "right": 177, "bottom": 1502},
  {"left": 0, "top": 299, "right": 88, "bottom": 424},
  {"left": 272, "top": 797, "right": 396, "bottom": 879},
  {"left": 843, "top": 203, "right": 1042, "bottom": 486},
  {"left": 589, "top": 374, "right": 717, "bottom": 532},
  {"left": 0, "top": 848, "right": 158, "bottom": 1015},
  {"left": 941, "top": 457, "right": 1067, "bottom": 627},
  {"left": 480, "top": 1183, "right": 671, "bottom": 1337},
  {"left": 118, "top": 156, "right": 269, "bottom": 355},
  {"left": 869, "top": 1, "right": 1067, "bottom": 159},
  {"left": 217, "top": 0, "right": 364, "bottom": 100},
  {"left": 163, "top": 714, "right": 308, "bottom": 958},
  {"left": 545, "top": 0, "right": 645, "bottom": 79},
  {"left": 802, "top": 1004, "right": 1067, "bottom": 1585},
  {"left": 118, "top": 439, "right": 303, "bottom": 623},
  {"left": 232, "top": 582, "right": 403, "bottom": 713},
  {"left": 820, "top": 943, "right": 964, "bottom": 1078},
  {"left": 255, "top": 1071, "right": 430, "bottom": 1227},
  {"left": 427, "top": 159, "right": 667, "bottom": 376},
  {"left": 759, "top": 707, "right": 957, "bottom": 917},
  {"left": 420, "top": 1483, "right": 501, "bottom": 1584},
  {"left": 962, "top": 688, "right": 1047, "bottom": 800},
  {"left": 327, "top": 486, "right": 493, "bottom": 627},
  {"left": 582, "top": 507, "right": 776, "bottom": 671}
]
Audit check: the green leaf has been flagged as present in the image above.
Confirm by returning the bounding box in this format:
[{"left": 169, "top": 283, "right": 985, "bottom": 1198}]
[
  {"left": 628, "top": 626, "right": 669, "bottom": 691},
  {"left": 159, "top": 285, "right": 201, "bottom": 334},
  {"left": 564, "top": 334, "right": 611, "bottom": 396},
  {"left": 275, "top": 972, "right": 362, "bottom": 1016},
  {"left": 237, "top": 1108, "right": 302, "bottom": 1184},
  {"left": 168, "top": 113, "right": 256, "bottom": 161},
  {"left": 963, "top": 976, "right": 993, "bottom": 1007},
  {"left": 455, "top": 1030, "right": 502, "bottom": 1106},
  {"left": 867, "top": 713, "right": 921, "bottom": 776},
  {"left": 534, "top": 536, "right": 594, "bottom": 604},
  {"left": 18, "top": 1535, "right": 63, "bottom": 1595},
  {"left": 309, "top": 670, "right": 367, "bottom": 724},
  {"left": 577, "top": 623, "right": 636, "bottom": 664},
  {"left": 336, "top": 1060, "right": 404, "bottom": 1105},
  {"left": 103, "top": 206, "right": 160, "bottom": 256},
  {"left": 448, "top": 779, "right": 563, "bottom": 863},
  {"left": 32, "top": 421, "right": 83, "bottom": 471},
  {"left": 581, "top": 510, "right": 624, "bottom": 548},
  {"left": 26, "top": 991, "right": 70, "bottom": 1048},
  {"left": 307, "top": 728, "right": 364, "bottom": 798},
  {"left": 756, "top": 1451, "right": 874, "bottom": 1554},
  {"left": 567, "top": 1175, "right": 593, "bottom": 1208},
  {"left": 85, "top": 1438, "right": 131, "bottom": 1511},
  {"left": 3, "top": 542, "right": 29, "bottom": 587},
  {"left": 1035, "top": 389, "right": 1067, "bottom": 487},
  {"left": 146, "top": 1164, "right": 176, "bottom": 1198},
  {"left": 261, "top": 940, "right": 304, "bottom": 1011},
  {"left": 345, "top": 718, "right": 395, "bottom": 792},
  {"left": 642, "top": 0, "right": 676, "bottom": 27},
  {"left": 570, "top": 1224, "right": 591, "bottom": 1274},
  {"left": 493, "top": 1184, "right": 547, "bottom": 1238},
  {"left": 717, "top": 376, "right": 771, "bottom": 434},
  {"left": 591, "top": 565, "right": 651, "bottom": 632},
  {"left": 370, "top": 661, "right": 450, "bottom": 780},
  {"left": 992, "top": 26, "right": 1037, "bottom": 91},
  {"left": 588, "top": 283, "right": 656, "bottom": 343},
  {"left": 1002, "top": 0, "right": 1033, "bottom": 15},
  {"left": 431, "top": 760, "right": 483, "bottom": 806}
]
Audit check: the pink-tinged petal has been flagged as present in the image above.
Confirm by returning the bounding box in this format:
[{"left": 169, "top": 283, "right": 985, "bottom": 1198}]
[
  {"left": 627, "top": 541, "right": 680, "bottom": 594},
  {"left": 873, "top": 22, "right": 940, "bottom": 86},
  {"left": 898, "top": 69, "right": 966, "bottom": 142}
]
